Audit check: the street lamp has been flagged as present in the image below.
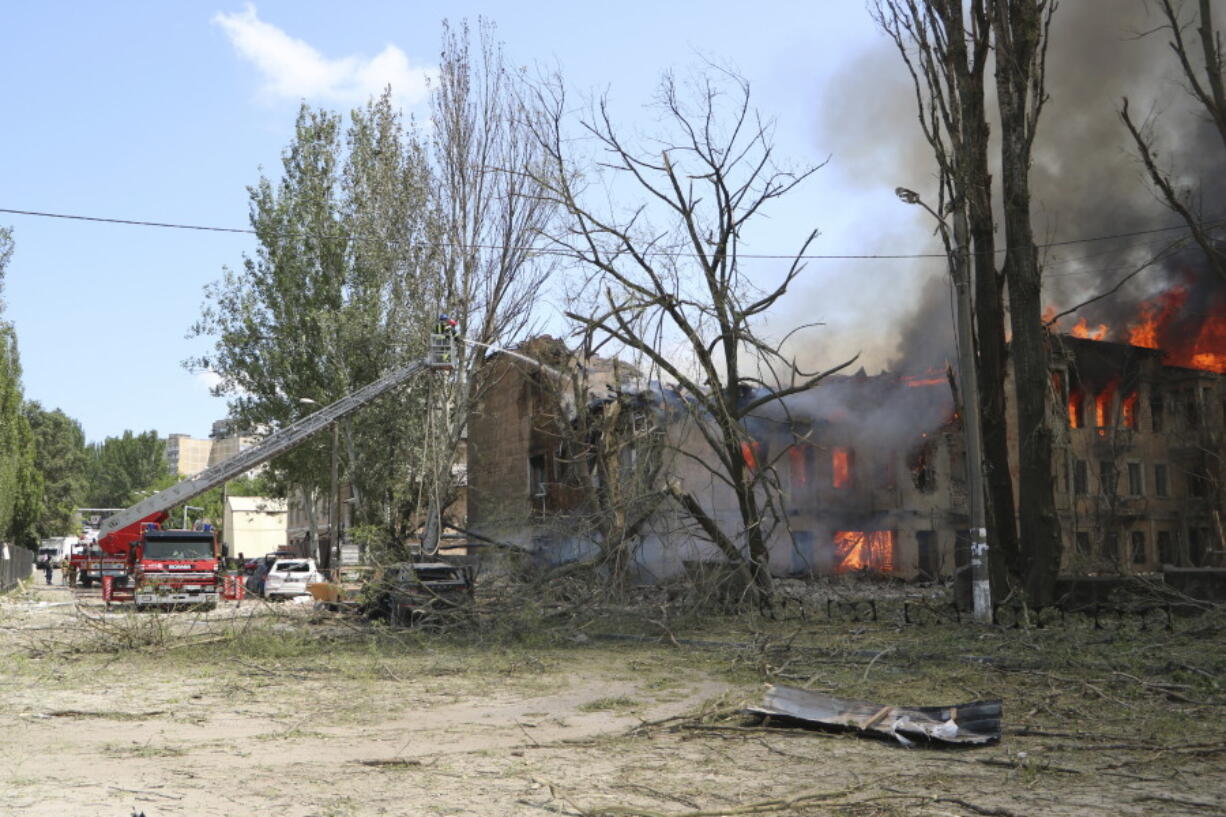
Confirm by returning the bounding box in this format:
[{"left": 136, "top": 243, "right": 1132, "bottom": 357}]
[
  {"left": 896, "top": 186, "right": 991, "bottom": 624},
  {"left": 183, "top": 505, "right": 204, "bottom": 530}
]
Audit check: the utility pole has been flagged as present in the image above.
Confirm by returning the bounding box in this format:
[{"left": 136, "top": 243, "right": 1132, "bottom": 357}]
[
  {"left": 896, "top": 188, "right": 992, "bottom": 623},
  {"left": 329, "top": 421, "right": 339, "bottom": 576}
]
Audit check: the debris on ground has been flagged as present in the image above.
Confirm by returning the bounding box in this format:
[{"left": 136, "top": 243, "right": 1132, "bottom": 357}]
[{"left": 746, "top": 683, "right": 1002, "bottom": 746}]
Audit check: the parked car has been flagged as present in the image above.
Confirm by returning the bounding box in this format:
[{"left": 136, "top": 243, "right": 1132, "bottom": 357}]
[
  {"left": 365, "top": 561, "right": 474, "bottom": 626},
  {"left": 244, "top": 550, "right": 298, "bottom": 595},
  {"left": 262, "top": 558, "right": 325, "bottom": 601}
]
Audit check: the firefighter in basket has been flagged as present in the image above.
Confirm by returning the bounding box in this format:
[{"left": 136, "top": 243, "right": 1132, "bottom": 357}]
[{"left": 432, "top": 314, "right": 458, "bottom": 365}]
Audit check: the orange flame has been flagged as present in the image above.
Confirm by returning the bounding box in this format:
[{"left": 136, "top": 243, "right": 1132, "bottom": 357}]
[
  {"left": 833, "top": 530, "right": 895, "bottom": 573},
  {"left": 1095, "top": 379, "right": 1118, "bottom": 428},
  {"left": 741, "top": 441, "right": 760, "bottom": 471},
  {"left": 1068, "top": 386, "right": 1084, "bottom": 428},
  {"left": 1071, "top": 317, "right": 1109, "bottom": 340},
  {"left": 832, "top": 447, "right": 851, "bottom": 489},
  {"left": 1187, "top": 316, "right": 1226, "bottom": 373},
  {"left": 1121, "top": 391, "right": 1138, "bottom": 429}
]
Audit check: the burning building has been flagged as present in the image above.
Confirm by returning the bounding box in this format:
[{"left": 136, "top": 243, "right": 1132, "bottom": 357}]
[
  {"left": 466, "top": 304, "right": 1224, "bottom": 584},
  {"left": 466, "top": 337, "right": 969, "bottom": 581},
  {"left": 1044, "top": 282, "right": 1226, "bottom": 573}
]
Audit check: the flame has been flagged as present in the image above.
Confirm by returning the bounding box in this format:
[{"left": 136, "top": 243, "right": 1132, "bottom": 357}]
[
  {"left": 741, "top": 441, "right": 760, "bottom": 471},
  {"left": 833, "top": 530, "right": 895, "bottom": 573},
  {"left": 904, "top": 377, "right": 946, "bottom": 387},
  {"left": 1122, "top": 391, "right": 1138, "bottom": 429},
  {"left": 1070, "top": 317, "right": 1109, "bottom": 340},
  {"left": 832, "top": 447, "right": 851, "bottom": 488},
  {"left": 1046, "top": 284, "right": 1225, "bottom": 374},
  {"left": 1187, "top": 316, "right": 1226, "bottom": 373},
  {"left": 1068, "top": 386, "right": 1084, "bottom": 428},
  {"left": 1095, "top": 379, "right": 1118, "bottom": 428}
]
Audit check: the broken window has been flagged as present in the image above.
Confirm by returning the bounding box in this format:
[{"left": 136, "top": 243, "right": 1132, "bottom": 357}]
[
  {"left": 1073, "top": 460, "right": 1088, "bottom": 495},
  {"left": 1121, "top": 391, "right": 1138, "bottom": 429},
  {"left": 1157, "top": 530, "right": 1174, "bottom": 564},
  {"left": 1103, "top": 531, "right": 1120, "bottom": 565},
  {"left": 1068, "top": 387, "right": 1085, "bottom": 428},
  {"left": 833, "top": 530, "right": 894, "bottom": 573},
  {"left": 1154, "top": 464, "right": 1169, "bottom": 497},
  {"left": 1075, "top": 531, "right": 1091, "bottom": 556},
  {"left": 832, "top": 447, "right": 853, "bottom": 489},
  {"left": 741, "top": 440, "right": 762, "bottom": 471},
  {"left": 1189, "top": 527, "right": 1205, "bottom": 566},
  {"left": 528, "top": 454, "right": 547, "bottom": 500},
  {"left": 1189, "top": 468, "right": 1209, "bottom": 498},
  {"left": 1130, "top": 531, "right": 1147, "bottom": 565},
  {"left": 907, "top": 440, "right": 937, "bottom": 493},
  {"left": 1150, "top": 394, "right": 1164, "bottom": 432},
  {"left": 1127, "top": 462, "right": 1143, "bottom": 496}
]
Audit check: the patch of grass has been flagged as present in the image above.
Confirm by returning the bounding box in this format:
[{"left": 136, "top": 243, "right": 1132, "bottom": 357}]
[
  {"left": 578, "top": 695, "right": 639, "bottom": 712},
  {"left": 102, "top": 741, "right": 186, "bottom": 758}
]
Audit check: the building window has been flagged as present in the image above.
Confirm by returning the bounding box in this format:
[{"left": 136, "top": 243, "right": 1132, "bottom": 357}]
[
  {"left": 1122, "top": 392, "right": 1139, "bottom": 429},
  {"left": 1130, "top": 531, "right": 1147, "bottom": 565},
  {"left": 1099, "top": 460, "right": 1117, "bottom": 496},
  {"left": 1150, "top": 395, "right": 1164, "bottom": 432},
  {"left": 1075, "top": 531, "right": 1091, "bottom": 556},
  {"left": 1189, "top": 528, "right": 1205, "bottom": 566},
  {"left": 1127, "top": 462, "right": 1143, "bottom": 496},
  {"left": 1154, "top": 464, "right": 1169, "bottom": 497},
  {"left": 1186, "top": 392, "right": 1200, "bottom": 429},
  {"left": 528, "top": 454, "right": 547, "bottom": 500},
  {"left": 1068, "top": 388, "right": 1085, "bottom": 428},
  {"left": 1189, "top": 468, "right": 1208, "bottom": 498},
  {"left": 1157, "top": 530, "right": 1174, "bottom": 565},
  {"left": 1073, "top": 460, "right": 1088, "bottom": 495},
  {"left": 832, "top": 447, "right": 853, "bottom": 489},
  {"left": 1103, "top": 532, "right": 1120, "bottom": 565}
]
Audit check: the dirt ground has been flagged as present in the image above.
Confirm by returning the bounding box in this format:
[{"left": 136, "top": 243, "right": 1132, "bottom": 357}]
[{"left": 3, "top": 573, "right": 1225, "bottom": 817}]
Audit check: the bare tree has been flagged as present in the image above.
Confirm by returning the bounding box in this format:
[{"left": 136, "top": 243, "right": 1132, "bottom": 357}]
[
  {"left": 526, "top": 68, "right": 854, "bottom": 608},
  {"left": 421, "top": 19, "right": 559, "bottom": 553},
  {"left": 874, "top": 0, "right": 1022, "bottom": 597},
  {"left": 1122, "top": 0, "right": 1226, "bottom": 284},
  {"left": 992, "top": 0, "right": 1062, "bottom": 606}
]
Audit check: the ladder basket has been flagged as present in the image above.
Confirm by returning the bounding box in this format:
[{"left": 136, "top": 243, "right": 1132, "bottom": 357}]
[{"left": 428, "top": 333, "right": 456, "bottom": 370}]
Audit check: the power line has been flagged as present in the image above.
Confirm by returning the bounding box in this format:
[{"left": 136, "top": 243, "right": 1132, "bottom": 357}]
[{"left": 0, "top": 205, "right": 1220, "bottom": 262}]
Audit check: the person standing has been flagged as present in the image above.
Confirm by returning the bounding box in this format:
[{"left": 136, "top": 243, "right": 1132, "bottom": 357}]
[{"left": 42, "top": 557, "right": 54, "bottom": 585}]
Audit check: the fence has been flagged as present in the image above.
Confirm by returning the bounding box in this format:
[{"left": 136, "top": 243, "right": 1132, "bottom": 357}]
[{"left": 1, "top": 543, "right": 33, "bottom": 592}]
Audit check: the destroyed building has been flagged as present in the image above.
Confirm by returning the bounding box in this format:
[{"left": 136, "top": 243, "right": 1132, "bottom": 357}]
[{"left": 466, "top": 327, "right": 1225, "bottom": 582}]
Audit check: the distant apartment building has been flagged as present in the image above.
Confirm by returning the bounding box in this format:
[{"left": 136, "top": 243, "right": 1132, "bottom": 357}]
[
  {"left": 164, "top": 434, "right": 213, "bottom": 477},
  {"left": 207, "top": 418, "right": 260, "bottom": 470}
]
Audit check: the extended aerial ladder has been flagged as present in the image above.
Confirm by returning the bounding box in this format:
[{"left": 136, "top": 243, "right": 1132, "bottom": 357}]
[{"left": 97, "top": 338, "right": 454, "bottom": 551}]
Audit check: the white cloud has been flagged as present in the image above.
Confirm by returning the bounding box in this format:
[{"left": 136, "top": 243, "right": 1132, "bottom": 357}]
[
  {"left": 194, "top": 369, "right": 225, "bottom": 393},
  {"left": 214, "top": 4, "right": 430, "bottom": 108}
]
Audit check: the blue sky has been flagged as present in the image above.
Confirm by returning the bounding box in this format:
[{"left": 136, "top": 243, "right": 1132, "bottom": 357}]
[
  {"left": 2, "top": 1, "right": 920, "bottom": 443},
  {"left": 1, "top": 2, "right": 1187, "bottom": 443}
]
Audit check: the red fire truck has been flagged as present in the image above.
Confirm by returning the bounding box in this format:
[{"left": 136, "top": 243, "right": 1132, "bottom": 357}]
[{"left": 84, "top": 349, "right": 447, "bottom": 611}]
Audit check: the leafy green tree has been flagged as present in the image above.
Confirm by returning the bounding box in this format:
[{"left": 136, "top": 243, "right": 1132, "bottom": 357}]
[
  {"left": 24, "top": 401, "right": 88, "bottom": 536},
  {"left": 84, "top": 430, "right": 171, "bottom": 508},
  {"left": 192, "top": 93, "right": 439, "bottom": 564},
  {"left": 0, "top": 227, "right": 43, "bottom": 549}
]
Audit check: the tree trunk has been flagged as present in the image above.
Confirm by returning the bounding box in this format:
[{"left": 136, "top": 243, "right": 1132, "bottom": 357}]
[{"left": 994, "top": 0, "right": 1062, "bottom": 606}]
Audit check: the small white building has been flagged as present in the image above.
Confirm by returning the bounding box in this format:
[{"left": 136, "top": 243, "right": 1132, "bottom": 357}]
[{"left": 223, "top": 496, "right": 288, "bottom": 561}]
